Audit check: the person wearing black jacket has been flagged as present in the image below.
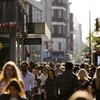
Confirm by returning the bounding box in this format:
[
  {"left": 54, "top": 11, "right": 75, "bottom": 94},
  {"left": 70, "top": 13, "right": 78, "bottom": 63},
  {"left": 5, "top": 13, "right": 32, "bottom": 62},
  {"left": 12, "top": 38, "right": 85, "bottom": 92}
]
[
  {"left": 0, "top": 78, "right": 27, "bottom": 100},
  {"left": 44, "top": 69, "right": 56, "bottom": 100},
  {"left": 55, "top": 61, "right": 79, "bottom": 100}
]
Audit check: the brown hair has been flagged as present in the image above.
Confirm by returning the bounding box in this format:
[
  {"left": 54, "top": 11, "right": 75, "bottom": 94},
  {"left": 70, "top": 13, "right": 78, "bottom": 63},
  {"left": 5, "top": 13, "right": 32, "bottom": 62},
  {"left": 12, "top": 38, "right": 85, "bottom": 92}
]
[{"left": 3, "top": 78, "right": 25, "bottom": 97}]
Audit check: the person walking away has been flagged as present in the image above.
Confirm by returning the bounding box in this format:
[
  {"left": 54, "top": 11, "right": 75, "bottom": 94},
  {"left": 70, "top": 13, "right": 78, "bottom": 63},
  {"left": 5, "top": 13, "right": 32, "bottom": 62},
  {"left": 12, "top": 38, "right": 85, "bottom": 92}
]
[
  {"left": 55, "top": 61, "right": 79, "bottom": 100},
  {"left": 77, "top": 68, "right": 92, "bottom": 95}
]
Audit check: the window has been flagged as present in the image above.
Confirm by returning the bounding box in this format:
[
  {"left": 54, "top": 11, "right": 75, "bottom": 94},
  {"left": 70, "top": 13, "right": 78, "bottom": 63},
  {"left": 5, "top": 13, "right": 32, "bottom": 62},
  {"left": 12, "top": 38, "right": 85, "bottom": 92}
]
[
  {"left": 32, "top": 7, "right": 35, "bottom": 21},
  {"left": 37, "top": 10, "right": 42, "bottom": 22},
  {"left": 34, "top": 7, "right": 38, "bottom": 22},
  {"left": 59, "top": 42, "right": 61, "bottom": 51},
  {"left": 52, "top": 25, "right": 54, "bottom": 33},
  {"left": 63, "top": 11, "right": 66, "bottom": 19},
  {"left": 63, "top": 0, "right": 66, "bottom": 3},
  {"left": 29, "top": 5, "right": 32, "bottom": 22},
  {"left": 58, "top": 0, "right": 61, "bottom": 2},
  {"left": 58, "top": 10, "right": 62, "bottom": 18},
  {"left": 58, "top": 25, "right": 62, "bottom": 34},
  {"left": 52, "top": 9, "right": 54, "bottom": 18},
  {"left": 63, "top": 26, "right": 65, "bottom": 34}
]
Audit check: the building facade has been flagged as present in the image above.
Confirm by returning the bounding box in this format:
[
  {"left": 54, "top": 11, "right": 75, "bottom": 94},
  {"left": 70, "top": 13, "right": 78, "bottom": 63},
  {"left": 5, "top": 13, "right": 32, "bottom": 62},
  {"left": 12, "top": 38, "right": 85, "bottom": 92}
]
[
  {"left": 51, "top": 0, "right": 71, "bottom": 63},
  {"left": 0, "top": 0, "right": 26, "bottom": 67},
  {"left": 24, "top": 0, "right": 52, "bottom": 63},
  {"left": 70, "top": 13, "right": 82, "bottom": 62}
]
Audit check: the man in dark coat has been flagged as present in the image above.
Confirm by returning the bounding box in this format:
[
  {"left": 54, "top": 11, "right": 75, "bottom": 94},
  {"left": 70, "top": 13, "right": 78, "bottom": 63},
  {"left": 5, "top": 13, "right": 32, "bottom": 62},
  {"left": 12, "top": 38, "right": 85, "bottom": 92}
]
[{"left": 55, "top": 61, "right": 79, "bottom": 100}]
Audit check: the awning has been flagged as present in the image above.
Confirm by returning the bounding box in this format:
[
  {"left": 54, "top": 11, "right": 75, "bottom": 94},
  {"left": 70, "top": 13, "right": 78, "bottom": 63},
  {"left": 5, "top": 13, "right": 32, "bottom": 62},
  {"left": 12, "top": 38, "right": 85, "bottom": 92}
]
[{"left": 27, "top": 22, "right": 51, "bottom": 41}]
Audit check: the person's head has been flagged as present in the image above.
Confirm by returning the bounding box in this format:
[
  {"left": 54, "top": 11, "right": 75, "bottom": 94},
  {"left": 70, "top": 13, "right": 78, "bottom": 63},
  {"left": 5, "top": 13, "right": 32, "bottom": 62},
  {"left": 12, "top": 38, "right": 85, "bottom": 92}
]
[
  {"left": 91, "top": 66, "right": 96, "bottom": 73},
  {"left": 65, "top": 61, "right": 73, "bottom": 71},
  {"left": 49, "top": 62, "right": 54, "bottom": 69},
  {"left": 48, "top": 69, "right": 56, "bottom": 79},
  {"left": 77, "top": 69, "right": 90, "bottom": 81},
  {"left": 43, "top": 62, "right": 47, "bottom": 67},
  {"left": 42, "top": 67, "right": 48, "bottom": 75},
  {"left": 29, "top": 61, "right": 35, "bottom": 69},
  {"left": 32, "top": 67, "right": 40, "bottom": 76},
  {"left": 68, "top": 90, "right": 93, "bottom": 100},
  {"left": 20, "top": 61, "right": 29, "bottom": 72},
  {"left": 60, "top": 66, "right": 65, "bottom": 71},
  {"left": 80, "top": 63, "right": 85, "bottom": 69},
  {"left": 73, "top": 66, "right": 79, "bottom": 74},
  {"left": 0, "top": 61, "right": 22, "bottom": 82},
  {"left": 46, "top": 65, "right": 50, "bottom": 70},
  {"left": 2, "top": 78, "right": 25, "bottom": 97},
  {"left": 55, "top": 63, "right": 61, "bottom": 70}
]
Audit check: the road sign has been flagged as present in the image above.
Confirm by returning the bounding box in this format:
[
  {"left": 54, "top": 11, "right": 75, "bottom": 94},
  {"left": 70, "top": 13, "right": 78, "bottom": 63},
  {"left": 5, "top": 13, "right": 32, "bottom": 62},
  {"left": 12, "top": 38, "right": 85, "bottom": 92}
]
[{"left": 24, "top": 38, "right": 42, "bottom": 45}]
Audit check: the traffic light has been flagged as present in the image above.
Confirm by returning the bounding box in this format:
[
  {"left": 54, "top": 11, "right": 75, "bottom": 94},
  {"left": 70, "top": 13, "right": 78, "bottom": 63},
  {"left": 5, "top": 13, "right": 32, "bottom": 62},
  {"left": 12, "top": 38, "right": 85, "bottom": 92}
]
[
  {"left": 96, "top": 18, "right": 99, "bottom": 31},
  {"left": 85, "top": 53, "right": 89, "bottom": 58},
  {"left": 27, "top": 51, "right": 30, "bottom": 57}
]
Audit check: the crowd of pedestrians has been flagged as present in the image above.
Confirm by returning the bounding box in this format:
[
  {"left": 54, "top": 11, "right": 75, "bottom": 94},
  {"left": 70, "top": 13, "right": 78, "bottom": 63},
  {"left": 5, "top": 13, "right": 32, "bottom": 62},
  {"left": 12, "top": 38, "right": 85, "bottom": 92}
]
[{"left": 0, "top": 60, "right": 99, "bottom": 100}]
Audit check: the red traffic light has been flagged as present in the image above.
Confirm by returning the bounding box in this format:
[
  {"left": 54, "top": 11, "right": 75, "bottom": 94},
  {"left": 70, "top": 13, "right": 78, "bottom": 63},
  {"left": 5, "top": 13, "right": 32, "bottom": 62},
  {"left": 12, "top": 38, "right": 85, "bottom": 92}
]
[
  {"left": 27, "top": 51, "right": 30, "bottom": 54},
  {"left": 27, "top": 51, "right": 30, "bottom": 57},
  {"left": 85, "top": 53, "right": 89, "bottom": 58},
  {"left": 86, "top": 53, "right": 89, "bottom": 56}
]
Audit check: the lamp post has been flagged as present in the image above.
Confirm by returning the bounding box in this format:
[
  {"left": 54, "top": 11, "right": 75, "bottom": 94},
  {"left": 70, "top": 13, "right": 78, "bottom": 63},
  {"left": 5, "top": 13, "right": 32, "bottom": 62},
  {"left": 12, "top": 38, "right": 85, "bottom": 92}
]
[{"left": 89, "top": 10, "right": 91, "bottom": 65}]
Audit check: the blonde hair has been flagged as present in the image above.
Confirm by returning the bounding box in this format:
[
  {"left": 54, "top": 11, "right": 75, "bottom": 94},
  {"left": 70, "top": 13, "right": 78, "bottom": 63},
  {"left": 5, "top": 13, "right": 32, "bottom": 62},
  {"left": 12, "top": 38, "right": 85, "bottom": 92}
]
[
  {"left": 0, "top": 61, "right": 23, "bottom": 83},
  {"left": 2, "top": 78, "right": 25, "bottom": 97},
  {"left": 93, "top": 66, "right": 100, "bottom": 90},
  {"left": 77, "top": 69, "right": 90, "bottom": 81},
  {"left": 68, "top": 90, "right": 93, "bottom": 100}
]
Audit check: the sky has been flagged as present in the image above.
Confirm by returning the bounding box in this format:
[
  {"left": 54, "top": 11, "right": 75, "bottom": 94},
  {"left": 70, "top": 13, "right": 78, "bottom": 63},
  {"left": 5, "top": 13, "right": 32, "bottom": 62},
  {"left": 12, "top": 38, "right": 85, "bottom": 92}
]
[{"left": 69, "top": 0, "right": 100, "bottom": 43}]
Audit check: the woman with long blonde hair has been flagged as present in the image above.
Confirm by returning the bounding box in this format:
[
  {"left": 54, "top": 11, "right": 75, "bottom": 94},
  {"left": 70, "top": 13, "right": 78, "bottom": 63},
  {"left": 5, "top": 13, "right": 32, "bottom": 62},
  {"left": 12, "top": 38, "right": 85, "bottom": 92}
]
[
  {"left": 0, "top": 78, "right": 27, "bottom": 100},
  {"left": 77, "top": 68, "right": 91, "bottom": 81},
  {"left": 92, "top": 66, "right": 100, "bottom": 100},
  {"left": 77, "top": 69, "right": 92, "bottom": 95},
  {"left": 0, "top": 61, "right": 24, "bottom": 94}
]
